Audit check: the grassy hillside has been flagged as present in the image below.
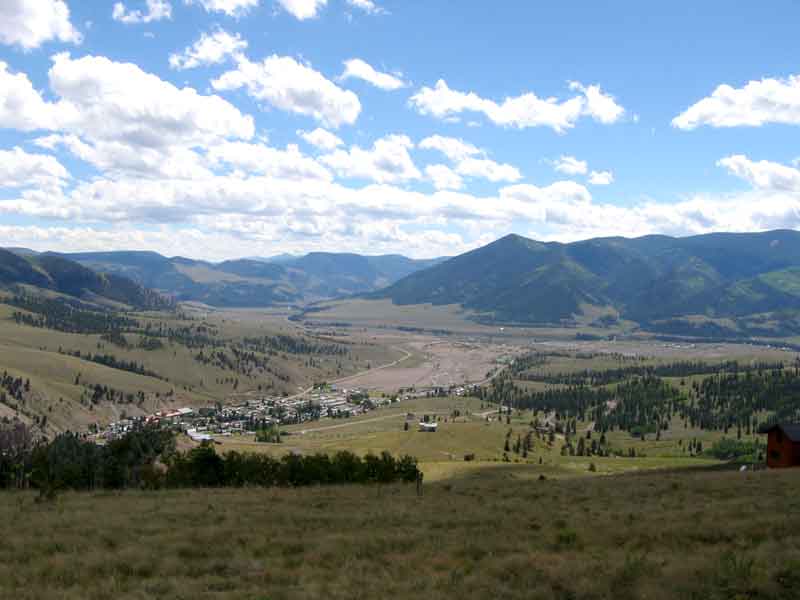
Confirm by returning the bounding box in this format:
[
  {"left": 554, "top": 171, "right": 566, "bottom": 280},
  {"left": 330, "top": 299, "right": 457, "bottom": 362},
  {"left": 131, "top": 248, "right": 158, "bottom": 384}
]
[
  {"left": 374, "top": 230, "right": 800, "bottom": 336},
  {"left": 2, "top": 467, "right": 799, "bottom": 599},
  {"left": 0, "top": 301, "right": 400, "bottom": 434}
]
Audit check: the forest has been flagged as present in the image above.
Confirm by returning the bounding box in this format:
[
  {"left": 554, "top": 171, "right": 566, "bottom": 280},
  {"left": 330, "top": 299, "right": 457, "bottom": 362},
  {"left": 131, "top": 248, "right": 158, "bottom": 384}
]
[{"left": 478, "top": 356, "right": 800, "bottom": 440}]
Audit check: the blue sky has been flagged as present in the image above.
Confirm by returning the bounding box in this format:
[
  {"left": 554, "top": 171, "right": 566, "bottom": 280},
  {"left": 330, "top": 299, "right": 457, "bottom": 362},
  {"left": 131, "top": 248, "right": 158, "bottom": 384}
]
[{"left": 1, "top": 0, "right": 799, "bottom": 259}]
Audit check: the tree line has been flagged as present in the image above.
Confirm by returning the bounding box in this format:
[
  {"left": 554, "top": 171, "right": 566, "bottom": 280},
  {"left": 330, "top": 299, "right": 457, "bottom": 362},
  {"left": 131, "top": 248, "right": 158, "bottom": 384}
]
[
  {"left": 10, "top": 295, "right": 139, "bottom": 335},
  {"left": 514, "top": 359, "right": 787, "bottom": 386},
  {"left": 0, "top": 424, "right": 419, "bottom": 493}
]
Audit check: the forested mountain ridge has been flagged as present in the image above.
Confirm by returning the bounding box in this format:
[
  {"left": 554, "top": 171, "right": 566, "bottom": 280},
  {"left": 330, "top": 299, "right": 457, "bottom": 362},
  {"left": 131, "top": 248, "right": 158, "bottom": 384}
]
[
  {"left": 373, "top": 230, "right": 800, "bottom": 336},
  {"left": 0, "top": 248, "right": 171, "bottom": 310},
  {"left": 42, "top": 250, "right": 446, "bottom": 307}
]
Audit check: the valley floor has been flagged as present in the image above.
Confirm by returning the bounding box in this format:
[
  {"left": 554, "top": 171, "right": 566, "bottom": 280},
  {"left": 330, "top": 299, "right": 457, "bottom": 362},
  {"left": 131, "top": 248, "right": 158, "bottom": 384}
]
[{"left": 1, "top": 466, "right": 799, "bottom": 599}]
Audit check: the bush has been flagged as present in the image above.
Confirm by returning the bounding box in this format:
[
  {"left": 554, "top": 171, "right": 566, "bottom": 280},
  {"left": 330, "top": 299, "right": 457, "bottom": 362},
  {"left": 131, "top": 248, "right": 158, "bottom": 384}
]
[{"left": 703, "top": 438, "right": 763, "bottom": 462}]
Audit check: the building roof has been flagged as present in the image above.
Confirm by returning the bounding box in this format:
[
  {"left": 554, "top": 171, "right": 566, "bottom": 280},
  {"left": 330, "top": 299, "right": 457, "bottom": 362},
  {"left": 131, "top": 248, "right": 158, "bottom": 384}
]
[{"left": 760, "top": 423, "right": 800, "bottom": 442}]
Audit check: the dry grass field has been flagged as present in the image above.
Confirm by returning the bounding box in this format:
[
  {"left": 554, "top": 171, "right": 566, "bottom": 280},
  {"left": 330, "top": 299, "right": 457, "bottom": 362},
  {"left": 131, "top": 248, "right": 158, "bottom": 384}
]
[{"left": 2, "top": 466, "right": 799, "bottom": 599}]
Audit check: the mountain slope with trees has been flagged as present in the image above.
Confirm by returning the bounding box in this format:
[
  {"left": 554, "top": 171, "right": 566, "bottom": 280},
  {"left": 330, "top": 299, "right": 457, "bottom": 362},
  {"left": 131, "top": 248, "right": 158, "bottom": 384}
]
[
  {"left": 373, "top": 230, "right": 800, "bottom": 336},
  {"left": 0, "top": 249, "right": 171, "bottom": 310}
]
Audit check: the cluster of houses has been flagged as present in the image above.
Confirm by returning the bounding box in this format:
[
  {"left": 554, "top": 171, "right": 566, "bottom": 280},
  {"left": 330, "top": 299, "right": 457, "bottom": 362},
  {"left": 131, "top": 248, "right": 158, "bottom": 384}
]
[{"left": 95, "top": 385, "right": 389, "bottom": 442}]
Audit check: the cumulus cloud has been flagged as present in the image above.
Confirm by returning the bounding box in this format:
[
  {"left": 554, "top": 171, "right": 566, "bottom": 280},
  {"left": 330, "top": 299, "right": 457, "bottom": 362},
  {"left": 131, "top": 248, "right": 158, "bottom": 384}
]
[
  {"left": 425, "top": 164, "right": 463, "bottom": 190},
  {"left": 455, "top": 157, "right": 521, "bottom": 183},
  {"left": 552, "top": 155, "right": 588, "bottom": 176},
  {"left": 1, "top": 153, "right": 799, "bottom": 258},
  {"left": 185, "top": 0, "right": 259, "bottom": 16},
  {"left": 410, "top": 79, "right": 624, "bottom": 133},
  {"left": 419, "top": 135, "right": 482, "bottom": 163},
  {"left": 208, "top": 141, "right": 332, "bottom": 180},
  {"left": 0, "top": 62, "right": 62, "bottom": 131},
  {"left": 2, "top": 54, "right": 253, "bottom": 179},
  {"left": 213, "top": 55, "right": 360, "bottom": 128},
  {"left": 320, "top": 134, "right": 420, "bottom": 184},
  {"left": 551, "top": 156, "right": 613, "bottom": 185},
  {"left": 419, "top": 134, "right": 521, "bottom": 183},
  {"left": 48, "top": 53, "right": 254, "bottom": 146},
  {"left": 276, "top": 0, "right": 326, "bottom": 20},
  {"left": 0, "top": 0, "right": 81, "bottom": 49},
  {"left": 340, "top": 59, "right": 405, "bottom": 90},
  {"left": 298, "top": 128, "right": 343, "bottom": 151},
  {"left": 0, "top": 147, "right": 69, "bottom": 191},
  {"left": 588, "top": 170, "right": 614, "bottom": 185},
  {"left": 673, "top": 75, "right": 800, "bottom": 130},
  {"left": 169, "top": 29, "right": 247, "bottom": 70},
  {"left": 112, "top": 0, "right": 172, "bottom": 24},
  {"left": 718, "top": 155, "right": 800, "bottom": 192}
]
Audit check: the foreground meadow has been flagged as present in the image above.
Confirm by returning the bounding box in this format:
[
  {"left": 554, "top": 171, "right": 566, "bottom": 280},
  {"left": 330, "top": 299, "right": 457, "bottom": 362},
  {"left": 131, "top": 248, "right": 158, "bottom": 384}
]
[{"left": 1, "top": 466, "right": 799, "bottom": 599}]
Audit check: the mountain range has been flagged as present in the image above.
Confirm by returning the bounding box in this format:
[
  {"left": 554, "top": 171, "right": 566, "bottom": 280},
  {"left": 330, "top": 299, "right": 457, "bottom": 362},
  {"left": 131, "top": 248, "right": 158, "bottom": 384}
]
[
  {"left": 37, "top": 251, "right": 446, "bottom": 307},
  {"left": 4, "top": 230, "right": 800, "bottom": 337},
  {"left": 373, "top": 231, "right": 800, "bottom": 337}
]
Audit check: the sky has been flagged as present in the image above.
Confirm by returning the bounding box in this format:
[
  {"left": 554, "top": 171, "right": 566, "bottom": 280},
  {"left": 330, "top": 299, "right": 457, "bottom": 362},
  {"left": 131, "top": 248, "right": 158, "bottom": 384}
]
[{"left": 1, "top": 0, "right": 800, "bottom": 261}]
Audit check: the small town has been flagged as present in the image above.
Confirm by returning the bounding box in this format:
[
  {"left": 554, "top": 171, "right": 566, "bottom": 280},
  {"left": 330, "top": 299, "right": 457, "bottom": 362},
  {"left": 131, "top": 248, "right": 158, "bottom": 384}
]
[{"left": 93, "top": 384, "right": 475, "bottom": 443}]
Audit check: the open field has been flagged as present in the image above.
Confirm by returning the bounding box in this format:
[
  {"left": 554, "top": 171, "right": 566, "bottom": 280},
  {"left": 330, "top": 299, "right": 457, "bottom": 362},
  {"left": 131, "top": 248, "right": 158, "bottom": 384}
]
[
  {"left": 2, "top": 466, "right": 799, "bottom": 599},
  {"left": 209, "top": 393, "right": 724, "bottom": 479}
]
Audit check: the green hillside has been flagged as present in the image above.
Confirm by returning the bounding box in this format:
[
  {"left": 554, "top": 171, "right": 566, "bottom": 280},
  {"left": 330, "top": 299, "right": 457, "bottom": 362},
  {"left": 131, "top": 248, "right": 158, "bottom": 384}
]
[{"left": 374, "top": 230, "right": 800, "bottom": 335}]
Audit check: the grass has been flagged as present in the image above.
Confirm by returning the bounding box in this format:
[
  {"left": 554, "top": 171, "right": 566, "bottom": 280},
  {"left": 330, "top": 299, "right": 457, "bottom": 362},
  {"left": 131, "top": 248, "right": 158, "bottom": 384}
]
[
  {"left": 210, "top": 395, "right": 724, "bottom": 479},
  {"left": 1, "top": 466, "right": 799, "bottom": 599}
]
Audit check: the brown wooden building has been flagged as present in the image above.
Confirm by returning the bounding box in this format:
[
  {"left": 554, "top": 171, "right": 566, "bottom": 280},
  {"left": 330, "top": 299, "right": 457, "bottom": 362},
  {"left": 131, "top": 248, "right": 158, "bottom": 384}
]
[{"left": 761, "top": 423, "right": 800, "bottom": 468}]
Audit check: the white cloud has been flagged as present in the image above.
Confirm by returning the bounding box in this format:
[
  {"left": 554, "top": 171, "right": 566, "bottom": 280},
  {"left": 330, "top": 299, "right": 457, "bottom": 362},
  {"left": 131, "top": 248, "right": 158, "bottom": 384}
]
[
  {"left": 410, "top": 79, "right": 625, "bottom": 133},
  {"left": 455, "top": 157, "right": 521, "bottom": 183},
  {"left": 276, "top": 0, "right": 326, "bottom": 20},
  {"left": 0, "top": 0, "right": 81, "bottom": 49},
  {"left": 208, "top": 141, "right": 332, "bottom": 180},
  {"left": 169, "top": 29, "right": 247, "bottom": 70},
  {"left": 1, "top": 53, "right": 253, "bottom": 179},
  {"left": 48, "top": 53, "right": 254, "bottom": 147},
  {"left": 718, "top": 155, "right": 800, "bottom": 192},
  {"left": 2, "top": 154, "right": 799, "bottom": 259},
  {"left": 553, "top": 155, "right": 588, "bottom": 176},
  {"left": 673, "top": 75, "right": 800, "bottom": 130},
  {"left": 0, "top": 62, "right": 62, "bottom": 131},
  {"left": 419, "top": 134, "right": 520, "bottom": 183},
  {"left": 185, "top": 0, "right": 259, "bottom": 16},
  {"left": 569, "top": 82, "right": 625, "bottom": 124},
  {"left": 320, "top": 134, "right": 420, "bottom": 183},
  {"left": 425, "top": 164, "right": 463, "bottom": 191},
  {"left": 588, "top": 170, "right": 614, "bottom": 185},
  {"left": 298, "top": 127, "right": 343, "bottom": 151},
  {"left": 213, "top": 55, "right": 360, "bottom": 128},
  {"left": 35, "top": 134, "right": 213, "bottom": 180},
  {"left": 346, "top": 0, "right": 381, "bottom": 14},
  {"left": 112, "top": 0, "right": 172, "bottom": 24},
  {"left": 551, "top": 156, "right": 613, "bottom": 185},
  {"left": 340, "top": 58, "right": 405, "bottom": 90},
  {"left": 0, "top": 147, "right": 69, "bottom": 191},
  {"left": 419, "top": 135, "right": 482, "bottom": 162}
]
